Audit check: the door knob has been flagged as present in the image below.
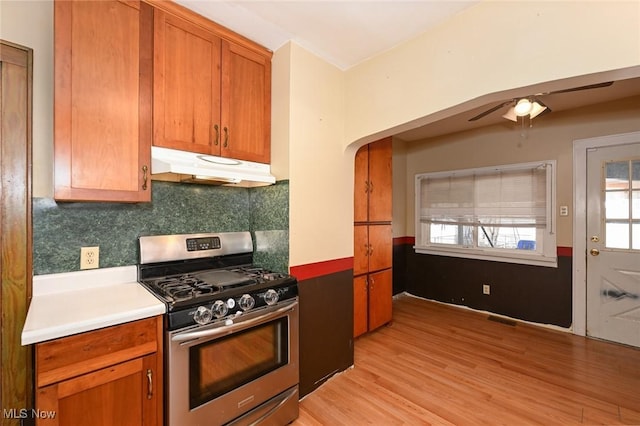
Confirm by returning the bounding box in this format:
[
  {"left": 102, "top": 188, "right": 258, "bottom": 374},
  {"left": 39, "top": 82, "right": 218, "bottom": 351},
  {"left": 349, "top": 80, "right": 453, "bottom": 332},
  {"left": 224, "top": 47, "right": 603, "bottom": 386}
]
[{"left": 590, "top": 248, "right": 600, "bottom": 256}]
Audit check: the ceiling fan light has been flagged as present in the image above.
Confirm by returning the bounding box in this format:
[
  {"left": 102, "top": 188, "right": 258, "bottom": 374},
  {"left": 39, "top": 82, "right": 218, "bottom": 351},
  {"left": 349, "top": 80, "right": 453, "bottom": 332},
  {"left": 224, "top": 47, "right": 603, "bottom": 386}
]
[
  {"left": 514, "top": 98, "right": 533, "bottom": 116},
  {"left": 529, "top": 101, "right": 547, "bottom": 119}
]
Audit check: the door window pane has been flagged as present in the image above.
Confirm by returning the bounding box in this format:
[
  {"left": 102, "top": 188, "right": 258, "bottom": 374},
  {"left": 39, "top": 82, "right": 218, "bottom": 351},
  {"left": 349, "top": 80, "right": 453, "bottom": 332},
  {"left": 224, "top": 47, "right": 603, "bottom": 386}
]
[
  {"left": 606, "top": 191, "right": 629, "bottom": 219},
  {"left": 606, "top": 161, "right": 629, "bottom": 190},
  {"left": 632, "top": 160, "right": 640, "bottom": 189},
  {"left": 606, "top": 222, "right": 629, "bottom": 249}
]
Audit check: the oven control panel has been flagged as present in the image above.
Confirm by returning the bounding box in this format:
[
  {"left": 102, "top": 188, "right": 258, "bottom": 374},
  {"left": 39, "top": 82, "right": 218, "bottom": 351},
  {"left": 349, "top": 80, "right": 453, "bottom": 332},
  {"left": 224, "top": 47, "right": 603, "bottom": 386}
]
[{"left": 186, "top": 236, "right": 221, "bottom": 251}]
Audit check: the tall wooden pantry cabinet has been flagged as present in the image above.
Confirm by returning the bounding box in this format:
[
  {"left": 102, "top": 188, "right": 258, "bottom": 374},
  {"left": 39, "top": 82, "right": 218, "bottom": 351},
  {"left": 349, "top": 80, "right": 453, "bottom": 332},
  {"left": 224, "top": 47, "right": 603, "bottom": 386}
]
[{"left": 353, "top": 137, "right": 393, "bottom": 338}]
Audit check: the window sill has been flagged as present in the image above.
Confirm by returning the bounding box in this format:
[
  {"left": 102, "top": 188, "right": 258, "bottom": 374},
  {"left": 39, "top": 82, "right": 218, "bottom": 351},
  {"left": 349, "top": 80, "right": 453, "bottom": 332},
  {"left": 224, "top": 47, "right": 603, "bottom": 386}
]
[{"left": 414, "top": 246, "right": 558, "bottom": 268}]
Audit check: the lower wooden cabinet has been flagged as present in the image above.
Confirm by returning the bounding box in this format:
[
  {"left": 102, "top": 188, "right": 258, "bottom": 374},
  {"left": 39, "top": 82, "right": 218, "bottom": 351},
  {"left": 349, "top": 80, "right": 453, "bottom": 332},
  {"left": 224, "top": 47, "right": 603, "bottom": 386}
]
[
  {"left": 34, "top": 316, "right": 163, "bottom": 425},
  {"left": 354, "top": 269, "right": 393, "bottom": 338},
  {"left": 354, "top": 223, "right": 392, "bottom": 338}
]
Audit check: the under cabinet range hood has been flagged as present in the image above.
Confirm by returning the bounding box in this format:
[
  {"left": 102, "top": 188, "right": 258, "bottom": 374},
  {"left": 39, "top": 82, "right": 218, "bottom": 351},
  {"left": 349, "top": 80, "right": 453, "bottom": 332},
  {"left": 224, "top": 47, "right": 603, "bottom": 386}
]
[{"left": 151, "top": 146, "right": 276, "bottom": 186}]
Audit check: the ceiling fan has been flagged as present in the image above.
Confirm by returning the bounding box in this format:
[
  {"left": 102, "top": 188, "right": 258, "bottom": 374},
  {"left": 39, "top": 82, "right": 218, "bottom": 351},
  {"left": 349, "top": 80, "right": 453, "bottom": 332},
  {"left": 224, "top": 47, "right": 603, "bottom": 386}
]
[{"left": 468, "top": 81, "right": 614, "bottom": 122}]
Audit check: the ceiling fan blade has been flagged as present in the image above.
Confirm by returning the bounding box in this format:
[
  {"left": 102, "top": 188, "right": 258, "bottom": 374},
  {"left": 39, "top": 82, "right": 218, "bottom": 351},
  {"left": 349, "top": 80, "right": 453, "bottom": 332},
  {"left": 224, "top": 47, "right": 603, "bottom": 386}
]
[
  {"left": 543, "top": 81, "right": 614, "bottom": 95},
  {"left": 468, "top": 100, "right": 513, "bottom": 121}
]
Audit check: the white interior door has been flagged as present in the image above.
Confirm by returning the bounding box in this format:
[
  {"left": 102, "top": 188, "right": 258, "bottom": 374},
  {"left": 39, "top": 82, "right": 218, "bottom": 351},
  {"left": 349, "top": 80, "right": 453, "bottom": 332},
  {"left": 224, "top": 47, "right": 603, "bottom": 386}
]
[{"left": 586, "top": 142, "right": 640, "bottom": 347}]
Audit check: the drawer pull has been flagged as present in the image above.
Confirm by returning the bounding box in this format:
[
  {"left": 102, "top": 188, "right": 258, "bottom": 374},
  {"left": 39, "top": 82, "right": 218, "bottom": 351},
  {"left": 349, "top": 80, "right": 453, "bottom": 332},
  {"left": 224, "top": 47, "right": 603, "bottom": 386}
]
[
  {"left": 146, "top": 369, "right": 153, "bottom": 399},
  {"left": 142, "top": 165, "right": 148, "bottom": 190}
]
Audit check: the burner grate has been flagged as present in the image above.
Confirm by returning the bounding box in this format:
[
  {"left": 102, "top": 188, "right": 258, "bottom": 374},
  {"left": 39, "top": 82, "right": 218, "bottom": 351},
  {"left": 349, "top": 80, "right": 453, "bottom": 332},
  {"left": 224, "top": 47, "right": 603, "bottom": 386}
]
[{"left": 149, "top": 274, "right": 219, "bottom": 302}]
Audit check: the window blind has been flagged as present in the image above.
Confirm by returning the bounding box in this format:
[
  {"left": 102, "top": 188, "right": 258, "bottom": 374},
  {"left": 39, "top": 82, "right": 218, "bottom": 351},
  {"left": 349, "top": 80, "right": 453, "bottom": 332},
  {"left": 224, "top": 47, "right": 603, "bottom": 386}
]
[{"left": 419, "top": 164, "right": 549, "bottom": 227}]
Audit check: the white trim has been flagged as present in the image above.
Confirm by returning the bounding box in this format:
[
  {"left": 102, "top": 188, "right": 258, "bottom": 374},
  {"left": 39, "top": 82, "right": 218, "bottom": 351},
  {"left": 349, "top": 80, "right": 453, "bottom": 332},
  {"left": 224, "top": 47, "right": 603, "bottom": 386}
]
[
  {"left": 572, "top": 130, "right": 640, "bottom": 337},
  {"left": 414, "top": 247, "right": 558, "bottom": 268}
]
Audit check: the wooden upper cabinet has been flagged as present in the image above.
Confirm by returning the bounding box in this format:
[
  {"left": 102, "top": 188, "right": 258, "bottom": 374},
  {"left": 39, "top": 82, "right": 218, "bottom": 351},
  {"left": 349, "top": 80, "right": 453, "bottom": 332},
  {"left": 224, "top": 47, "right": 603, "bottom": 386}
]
[
  {"left": 354, "top": 138, "right": 392, "bottom": 223},
  {"left": 153, "top": 9, "right": 222, "bottom": 154},
  {"left": 153, "top": 6, "right": 272, "bottom": 164},
  {"left": 221, "top": 42, "right": 271, "bottom": 164},
  {"left": 54, "top": 0, "right": 152, "bottom": 202}
]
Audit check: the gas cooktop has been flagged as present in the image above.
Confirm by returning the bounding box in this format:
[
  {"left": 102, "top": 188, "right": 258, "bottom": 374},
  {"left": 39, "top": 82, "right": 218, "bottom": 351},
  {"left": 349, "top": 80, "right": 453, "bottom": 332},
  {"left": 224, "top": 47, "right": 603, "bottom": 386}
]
[{"left": 137, "top": 232, "right": 298, "bottom": 330}]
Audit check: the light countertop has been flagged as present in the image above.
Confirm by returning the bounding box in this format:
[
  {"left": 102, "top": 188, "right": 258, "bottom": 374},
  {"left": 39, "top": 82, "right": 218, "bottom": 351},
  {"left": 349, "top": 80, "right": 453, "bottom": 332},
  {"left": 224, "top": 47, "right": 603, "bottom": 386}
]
[{"left": 22, "top": 266, "right": 166, "bottom": 345}]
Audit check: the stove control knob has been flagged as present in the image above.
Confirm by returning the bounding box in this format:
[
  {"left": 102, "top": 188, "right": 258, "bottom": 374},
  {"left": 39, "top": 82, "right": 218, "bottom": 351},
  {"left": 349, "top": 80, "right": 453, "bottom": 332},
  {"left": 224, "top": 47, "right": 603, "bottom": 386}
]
[
  {"left": 211, "top": 300, "right": 228, "bottom": 318},
  {"left": 239, "top": 294, "right": 255, "bottom": 311},
  {"left": 193, "top": 306, "right": 213, "bottom": 325},
  {"left": 264, "top": 289, "right": 279, "bottom": 306}
]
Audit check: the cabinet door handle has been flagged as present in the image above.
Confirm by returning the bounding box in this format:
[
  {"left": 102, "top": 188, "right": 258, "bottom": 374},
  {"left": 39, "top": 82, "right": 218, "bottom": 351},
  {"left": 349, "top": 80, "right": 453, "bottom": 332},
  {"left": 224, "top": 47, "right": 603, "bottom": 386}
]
[
  {"left": 214, "top": 124, "right": 219, "bottom": 146},
  {"left": 369, "top": 181, "right": 374, "bottom": 193},
  {"left": 223, "top": 126, "right": 229, "bottom": 148},
  {"left": 370, "top": 276, "right": 375, "bottom": 288},
  {"left": 146, "top": 369, "right": 153, "bottom": 400},
  {"left": 368, "top": 244, "right": 373, "bottom": 256},
  {"left": 364, "top": 180, "right": 369, "bottom": 193},
  {"left": 142, "top": 165, "right": 148, "bottom": 190}
]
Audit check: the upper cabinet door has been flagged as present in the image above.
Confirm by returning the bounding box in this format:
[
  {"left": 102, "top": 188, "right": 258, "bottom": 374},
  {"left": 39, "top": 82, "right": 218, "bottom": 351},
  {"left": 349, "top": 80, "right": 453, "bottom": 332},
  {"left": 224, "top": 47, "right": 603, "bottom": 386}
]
[
  {"left": 220, "top": 41, "right": 271, "bottom": 164},
  {"left": 153, "top": 9, "right": 222, "bottom": 155},
  {"left": 54, "top": 0, "right": 152, "bottom": 202},
  {"left": 367, "top": 138, "right": 392, "bottom": 222},
  {"left": 354, "top": 138, "right": 392, "bottom": 223},
  {"left": 354, "top": 145, "right": 369, "bottom": 223}
]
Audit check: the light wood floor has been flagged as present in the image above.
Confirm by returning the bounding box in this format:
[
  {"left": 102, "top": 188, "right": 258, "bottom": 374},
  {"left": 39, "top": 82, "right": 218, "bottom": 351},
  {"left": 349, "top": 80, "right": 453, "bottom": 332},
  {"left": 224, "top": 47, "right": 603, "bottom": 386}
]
[{"left": 293, "top": 293, "right": 640, "bottom": 425}]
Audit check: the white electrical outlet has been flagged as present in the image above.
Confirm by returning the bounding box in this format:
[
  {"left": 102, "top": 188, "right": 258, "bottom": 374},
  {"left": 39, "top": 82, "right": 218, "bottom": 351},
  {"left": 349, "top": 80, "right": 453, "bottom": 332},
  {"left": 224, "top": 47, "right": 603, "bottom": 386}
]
[
  {"left": 80, "top": 246, "right": 100, "bottom": 270},
  {"left": 483, "top": 284, "right": 490, "bottom": 295}
]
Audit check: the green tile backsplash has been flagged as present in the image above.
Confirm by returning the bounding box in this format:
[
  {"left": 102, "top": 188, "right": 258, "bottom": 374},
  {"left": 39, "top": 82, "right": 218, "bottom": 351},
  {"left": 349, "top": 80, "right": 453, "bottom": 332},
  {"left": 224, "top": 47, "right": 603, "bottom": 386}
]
[{"left": 33, "top": 180, "right": 289, "bottom": 275}]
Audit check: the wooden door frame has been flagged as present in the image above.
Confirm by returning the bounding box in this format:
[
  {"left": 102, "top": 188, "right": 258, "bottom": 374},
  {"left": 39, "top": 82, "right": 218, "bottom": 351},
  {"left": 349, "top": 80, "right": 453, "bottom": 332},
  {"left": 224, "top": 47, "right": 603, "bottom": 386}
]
[
  {"left": 1, "top": 39, "right": 34, "bottom": 421},
  {"left": 572, "top": 130, "right": 640, "bottom": 337}
]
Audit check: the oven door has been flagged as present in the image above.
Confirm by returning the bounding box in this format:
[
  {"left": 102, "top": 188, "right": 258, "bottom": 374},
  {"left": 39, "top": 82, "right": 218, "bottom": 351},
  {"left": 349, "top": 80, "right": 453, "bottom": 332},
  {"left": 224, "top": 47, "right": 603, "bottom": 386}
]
[{"left": 167, "top": 299, "right": 299, "bottom": 426}]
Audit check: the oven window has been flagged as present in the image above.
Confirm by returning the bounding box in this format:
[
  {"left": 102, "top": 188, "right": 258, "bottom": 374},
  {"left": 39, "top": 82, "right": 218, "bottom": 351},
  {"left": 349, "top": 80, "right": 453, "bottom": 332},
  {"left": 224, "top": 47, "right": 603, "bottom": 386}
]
[{"left": 189, "top": 317, "right": 288, "bottom": 409}]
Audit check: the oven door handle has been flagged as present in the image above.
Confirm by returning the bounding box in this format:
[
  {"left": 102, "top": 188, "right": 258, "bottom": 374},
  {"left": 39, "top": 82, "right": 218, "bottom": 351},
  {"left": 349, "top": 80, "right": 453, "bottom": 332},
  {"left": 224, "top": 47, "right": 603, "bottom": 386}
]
[{"left": 171, "top": 300, "right": 298, "bottom": 344}]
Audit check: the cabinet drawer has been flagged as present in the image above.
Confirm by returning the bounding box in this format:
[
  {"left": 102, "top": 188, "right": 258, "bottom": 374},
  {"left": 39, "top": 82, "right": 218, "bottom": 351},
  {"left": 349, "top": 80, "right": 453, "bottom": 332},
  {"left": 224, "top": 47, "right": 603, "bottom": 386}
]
[{"left": 36, "top": 316, "right": 160, "bottom": 388}]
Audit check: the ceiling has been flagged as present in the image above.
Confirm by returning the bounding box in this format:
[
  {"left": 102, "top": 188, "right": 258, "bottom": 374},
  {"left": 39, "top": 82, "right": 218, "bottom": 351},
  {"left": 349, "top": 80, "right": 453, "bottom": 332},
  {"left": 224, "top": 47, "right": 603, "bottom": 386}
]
[
  {"left": 174, "top": 1, "right": 640, "bottom": 141},
  {"left": 174, "top": 0, "right": 480, "bottom": 70},
  {"left": 395, "top": 76, "right": 640, "bottom": 141}
]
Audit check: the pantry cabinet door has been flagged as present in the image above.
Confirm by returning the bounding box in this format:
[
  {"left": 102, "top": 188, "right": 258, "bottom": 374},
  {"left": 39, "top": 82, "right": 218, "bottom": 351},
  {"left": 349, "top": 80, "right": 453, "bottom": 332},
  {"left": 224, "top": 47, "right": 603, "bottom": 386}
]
[
  {"left": 353, "top": 225, "right": 370, "bottom": 276},
  {"left": 354, "top": 145, "right": 369, "bottom": 223},
  {"left": 367, "top": 138, "right": 392, "bottom": 222},
  {"left": 353, "top": 276, "right": 369, "bottom": 338},
  {"left": 368, "top": 224, "right": 392, "bottom": 272},
  {"left": 368, "top": 269, "right": 393, "bottom": 332},
  {"left": 153, "top": 9, "right": 222, "bottom": 155}
]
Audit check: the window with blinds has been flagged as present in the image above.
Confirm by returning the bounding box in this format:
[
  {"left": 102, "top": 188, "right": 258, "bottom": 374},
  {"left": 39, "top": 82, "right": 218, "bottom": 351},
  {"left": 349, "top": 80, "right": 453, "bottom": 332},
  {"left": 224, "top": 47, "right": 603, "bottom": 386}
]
[{"left": 415, "top": 161, "right": 557, "bottom": 267}]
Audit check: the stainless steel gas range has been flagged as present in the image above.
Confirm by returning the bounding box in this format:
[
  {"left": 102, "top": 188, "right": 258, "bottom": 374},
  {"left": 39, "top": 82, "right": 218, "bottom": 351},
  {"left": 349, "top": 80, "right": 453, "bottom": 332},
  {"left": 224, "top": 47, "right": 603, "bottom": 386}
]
[{"left": 138, "top": 232, "right": 299, "bottom": 426}]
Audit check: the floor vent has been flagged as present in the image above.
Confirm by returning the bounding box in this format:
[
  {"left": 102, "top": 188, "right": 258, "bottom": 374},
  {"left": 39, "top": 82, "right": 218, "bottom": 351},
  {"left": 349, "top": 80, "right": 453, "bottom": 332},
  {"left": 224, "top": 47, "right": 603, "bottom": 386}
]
[{"left": 487, "top": 315, "right": 517, "bottom": 326}]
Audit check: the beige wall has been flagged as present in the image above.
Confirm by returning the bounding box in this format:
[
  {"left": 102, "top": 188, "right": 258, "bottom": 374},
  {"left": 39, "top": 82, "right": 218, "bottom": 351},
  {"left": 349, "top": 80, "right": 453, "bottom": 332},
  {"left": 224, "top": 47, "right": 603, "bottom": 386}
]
[
  {"left": 285, "top": 43, "right": 353, "bottom": 267},
  {"left": 2, "top": 0, "right": 640, "bottom": 268},
  {"left": 344, "top": 0, "right": 640, "bottom": 148},
  {"left": 399, "top": 96, "right": 640, "bottom": 247},
  {"left": 1, "top": 0, "right": 54, "bottom": 198}
]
